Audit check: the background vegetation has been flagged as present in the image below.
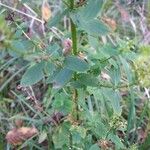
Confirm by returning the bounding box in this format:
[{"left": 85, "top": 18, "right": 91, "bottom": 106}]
[{"left": 0, "top": 0, "right": 150, "bottom": 149}]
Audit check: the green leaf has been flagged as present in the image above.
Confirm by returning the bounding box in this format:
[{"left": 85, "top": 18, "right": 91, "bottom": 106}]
[
  {"left": 64, "top": 56, "right": 89, "bottom": 72},
  {"left": 45, "top": 61, "right": 55, "bottom": 75},
  {"left": 89, "top": 144, "right": 100, "bottom": 150},
  {"left": 52, "top": 122, "right": 70, "bottom": 149},
  {"left": 88, "top": 35, "right": 100, "bottom": 49},
  {"left": 87, "top": 113, "right": 108, "bottom": 138},
  {"left": 80, "top": 0, "right": 104, "bottom": 20},
  {"left": 78, "top": 73, "right": 99, "bottom": 87},
  {"left": 127, "top": 88, "right": 136, "bottom": 132},
  {"left": 38, "top": 131, "right": 47, "bottom": 144},
  {"left": 119, "top": 56, "right": 132, "bottom": 82},
  {"left": 70, "top": 126, "right": 86, "bottom": 144},
  {"left": 71, "top": 11, "right": 109, "bottom": 36},
  {"left": 82, "top": 19, "right": 109, "bottom": 36},
  {"left": 102, "top": 88, "right": 122, "bottom": 115},
  {"left": 21, "top": 61, "right": 45, "bottom": 86},
  {"left": 48, "top": 9, "right": 68, "bottom": 28},
  {"left": 52, "top": 93, "right": 73, "bottom": 114},
  {"left": 70, "top": 80, "right": 85, "bottom": 88},
  {"left": 102, "top": 44, "right": 119, "bottom": 56},
  {"left": 46, "top": 44, "right": 60, "bottom": 55},
  {"left": 109, "top": 66, "right": 121, "bottom": 86},
  {"left": 108, "top": 133, "right": 125, "bottom": 149},
  {"left": 52, "top": 130, "right": 69, "bottom": 149},
  {"left": 73, "top": 73, "right": 99, "bottom": 89},
  {"left": 9, "top": 40, "right": 33, "bottom": 57},
  {"left": 53, "top": 68, "right": 73, "bottom": 88}
]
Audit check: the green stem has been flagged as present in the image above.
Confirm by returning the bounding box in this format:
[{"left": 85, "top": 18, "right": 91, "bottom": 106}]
[
  {"left": 70, "top": 0, "right": 74, "bottom": 9},
  {"left": 70, "top": 0, "right": 78, "bottom": 120},
  {"left": 70, "top": 0, "right": 77, "bottom": 55},
  {"left": 71, "top": 20, "right": 77, "bottom": 55}
]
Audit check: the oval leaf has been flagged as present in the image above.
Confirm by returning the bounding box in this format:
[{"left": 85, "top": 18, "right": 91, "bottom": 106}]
[
  {"left": 83, "top": 19, "right": 109, "bottom": 36},
  {"left": 64, "top": 56, "right": 89, "bottom": 72},
  {"left": 53, "top": 68, "right": 73, "bottom": 89},
  {"left": 80, "top": 0, "right": 104, "bottom": 20},
  {"left": 78, "top": 73, "right": 99, "bottom": 87},
  {"left": 21, "top": 62, "right": 45, "bottom": 86}
]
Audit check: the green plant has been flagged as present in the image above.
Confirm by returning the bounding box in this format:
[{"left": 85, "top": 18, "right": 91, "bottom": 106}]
[{"left": 0, "top": 0, "right": 150, "bottom": 149}]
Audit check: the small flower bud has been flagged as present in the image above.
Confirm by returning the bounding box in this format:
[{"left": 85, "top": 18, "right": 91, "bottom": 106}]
[{"left": 62, "top": 38, "right": 72, "bottom": 56}]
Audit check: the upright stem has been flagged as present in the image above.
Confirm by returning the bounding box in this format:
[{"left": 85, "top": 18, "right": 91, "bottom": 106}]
[
  {"left": 70, "top": 1, "right": 77, "bottom": 55},
  {"left": 71, "top": 20, "right": 77, "bottom": 55},
  {"left": 70, "top": 0, "right": 78, "bottom": 120},
  {"left": 70, "top": 0, "right": 74, "bottom": 9}
]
